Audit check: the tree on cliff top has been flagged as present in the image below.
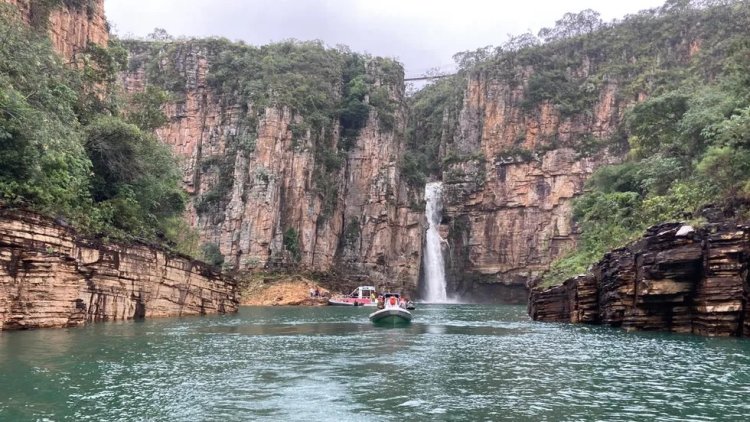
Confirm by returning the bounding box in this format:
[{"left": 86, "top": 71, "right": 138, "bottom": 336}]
[{"left": 538, "top": 9, "right": 604, "bottom": 43}]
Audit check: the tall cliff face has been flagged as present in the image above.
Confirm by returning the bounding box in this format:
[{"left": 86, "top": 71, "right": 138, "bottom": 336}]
[
  {"left": 2, "top": 0, "right": 108, "bottom": 61},
  {"left": 439, "top": 72, "right": 625, "bottom": 301},
  {"left": 121, "top": 42, "right": 424, "bottom": 293},
  {"left": 410, "top": 3, "right": 726, "bottom": 302},
  {"left": 116, "top": 5, "right": 719, "bottom": 302}
]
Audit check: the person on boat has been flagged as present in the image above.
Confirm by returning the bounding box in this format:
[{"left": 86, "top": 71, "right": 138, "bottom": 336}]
[
  {"left": 377, "top": 295, "right": 385, "bottom": 309},
  {"left": 370, "top": 291, "right": 376, "bottom": 302}
]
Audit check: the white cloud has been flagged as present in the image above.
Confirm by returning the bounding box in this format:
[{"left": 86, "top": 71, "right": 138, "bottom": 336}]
[{"left": 105, "top": 0, "right": 667, "bottom": 76}]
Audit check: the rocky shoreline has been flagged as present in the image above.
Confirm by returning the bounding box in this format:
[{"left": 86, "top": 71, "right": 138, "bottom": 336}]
[
  {"left": 240, "top": 274, "right": 329, "bottom": 306},
  {"left": 529, "top": 222, "right": 750, "bottom": 337},
  {"left": 0, "top": 208, "right": 239, "bottom": 330}
]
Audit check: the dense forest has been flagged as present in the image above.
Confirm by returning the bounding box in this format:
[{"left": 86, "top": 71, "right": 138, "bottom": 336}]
[{"left": 405, "top": 0, "right": 750, "bottom": 286}]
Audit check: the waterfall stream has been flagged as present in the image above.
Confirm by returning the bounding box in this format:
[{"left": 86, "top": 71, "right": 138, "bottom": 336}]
[{"left": 423, "top": 182, "right": 448, "bottom": 303}]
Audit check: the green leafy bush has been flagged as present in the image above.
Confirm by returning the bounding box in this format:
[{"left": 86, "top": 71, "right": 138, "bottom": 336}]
[
  {"left": 201, "top": 243, "right": 225, "bottom": 267},
  {"left": 283, "top": 228, "right": 301, "bottom": 262},
  {"left": 0, "top": 4, "right": 90, "bottom": 214}
]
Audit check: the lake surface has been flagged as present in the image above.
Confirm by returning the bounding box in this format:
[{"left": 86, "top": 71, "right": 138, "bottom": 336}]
[{"left": 1, "top": 305, "right": 749, "bottom": 421}]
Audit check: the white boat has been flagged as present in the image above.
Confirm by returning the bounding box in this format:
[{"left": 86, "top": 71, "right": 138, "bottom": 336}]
[
  {"left": 328, "top": 286, "right": 377, "bottom": 307},
  {"left": 369, "top": 293, "right": 412, "bottom": 325}
]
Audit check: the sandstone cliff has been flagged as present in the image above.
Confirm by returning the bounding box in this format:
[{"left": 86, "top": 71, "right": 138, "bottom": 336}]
[
  {"left": 0, "top": 208, "right": 239, "bottom": 330},
  {"left": 434, "top": 70, "right": 628, "bottom": 302},
  {"left": 6, "top": 0, "right": 729, "bottom": 306},
  {"left": 412, "top": 5, "right": 716, "bottom": 302},
  {"left": 529, "top": 223, "right": 750, "bottom": 337},
  {"left": 2, "top": 0, "right": 108, "bottom": 61},
  {"left": 121, "top": 42, "right": 424, "bottom": 295}
]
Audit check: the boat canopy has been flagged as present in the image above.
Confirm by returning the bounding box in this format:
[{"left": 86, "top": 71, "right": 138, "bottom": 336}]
[{"left": 350, "top": 286, "right": 377, "bottom": 298}]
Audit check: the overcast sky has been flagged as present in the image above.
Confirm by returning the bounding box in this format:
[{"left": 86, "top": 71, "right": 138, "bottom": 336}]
[{"left": 105, "top": 0, "right": 667, "bottom": 77}]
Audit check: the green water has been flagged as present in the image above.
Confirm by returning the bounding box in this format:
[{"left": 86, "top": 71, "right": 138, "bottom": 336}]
[{"left": 1, "top": 305, "right": 749, "bottom": 421}]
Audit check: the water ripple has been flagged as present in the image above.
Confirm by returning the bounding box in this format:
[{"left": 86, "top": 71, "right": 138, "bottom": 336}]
[{"left": 1, "top": 305, "right": 749, "bottom": 421}]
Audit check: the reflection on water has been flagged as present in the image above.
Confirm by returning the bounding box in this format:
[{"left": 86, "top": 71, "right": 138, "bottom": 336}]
[{"left": 1, "top": 304, "right": 750, "bottom": 421}]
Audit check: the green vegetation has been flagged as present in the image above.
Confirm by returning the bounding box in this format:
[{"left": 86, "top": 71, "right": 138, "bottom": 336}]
[
  {"left": 406, "top": 0, "right": 750, "bottom": 182},
  {"left": 0, "top": 6, "right": 89, "bottom": 215},
  {"left": 125, "top": 86, "right": 171, "bottom": 131},
  {"left": 283, "top": 228, "right": 301, "bottom": 263},
  {"left": 0, "top": 4, "right": 196, "bottom": 254},
  {"left": 200, "top": 243, "right": 225, "bottom": 267},
  {"left": 538, "top": 1, "right": 750, "bottom": 286},
  {"left": 28, "top": 0, "right": 98, "bottom": 29},
  {"left": 403, "top": 76, "right": 465, "bottom": 187}
]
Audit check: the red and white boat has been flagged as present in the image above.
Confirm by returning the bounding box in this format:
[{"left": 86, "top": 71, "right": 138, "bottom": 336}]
[{"left": 328, "top": 286, "right": 377, "bottom": 306}]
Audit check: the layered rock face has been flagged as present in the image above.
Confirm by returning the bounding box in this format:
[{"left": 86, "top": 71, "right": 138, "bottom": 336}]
[
  {"left": 2, "top": 0, "right": 109, "bottom": 61},
  {"left": 121, "top": 45, "right": 424, "bottom": 294},
  {"left": 441, "top": 73, "right": 624, "bottom": 302},
  {"left": 529, "top": 223, "right": 750, "bottom": 337},
  {"left": 0, "top": 209, "right": 239, "bottom": 330}
]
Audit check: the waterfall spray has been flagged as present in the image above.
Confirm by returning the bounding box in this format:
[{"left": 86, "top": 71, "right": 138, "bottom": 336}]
[{"left": 423, "top": 182, "right": 448, "bottom": 303}]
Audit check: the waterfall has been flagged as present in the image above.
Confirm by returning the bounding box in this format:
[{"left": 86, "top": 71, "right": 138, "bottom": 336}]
[{"left": 423, "top": 182, "right": 448, "bottom": 303}]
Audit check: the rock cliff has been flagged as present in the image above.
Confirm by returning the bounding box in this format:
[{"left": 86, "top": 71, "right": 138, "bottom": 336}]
[
  {"left": 2, "top": 0, "right": 108, "bottom": 61},
  {"left": 529, "top": 223, "right": 750, "bottom": 337},
  {"left": 437, "top": 70, "right": 626, "bottom": 302},
  {"left": 415, "top": 5, "right": 715, "bottom": 302},
  {"left": 0, "top": 208, "right": 239, "bottom": 330},
  {"left": 120, "top": 36, "right": 638, "bottom": 302},
  {"left": 121, "top": 42, "right": 424, "bottom": 294},
  {"left": 5, "top": 0, "right": 729, "bottom": 305}
]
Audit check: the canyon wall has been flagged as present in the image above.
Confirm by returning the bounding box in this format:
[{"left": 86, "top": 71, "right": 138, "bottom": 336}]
[
  {"left": 119, "top": 37, "right": 640, "bottom": 302},
  {"left": 0, "top": 208, "right": 239, "bottom": 330},
  {"left": 118, "top": 35, "right": 690, "bottom": 302},
  {"left": 438, "top": 71, "right": 626, "bottom": 302},
  {"left": 529, "top": 223, "right": 750, "bottom": 337},
  {"left": 428, "top": 14, "right": 708, "bottom": 302},
  {"left": 2, "top": 0, "right": 109, "bottom": 61},
  {"left": 121, "top": 44, "right": 424, "bottom": 294},
  {"left": 0, "top": 1, "right": 238, "bottom": 331}
]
